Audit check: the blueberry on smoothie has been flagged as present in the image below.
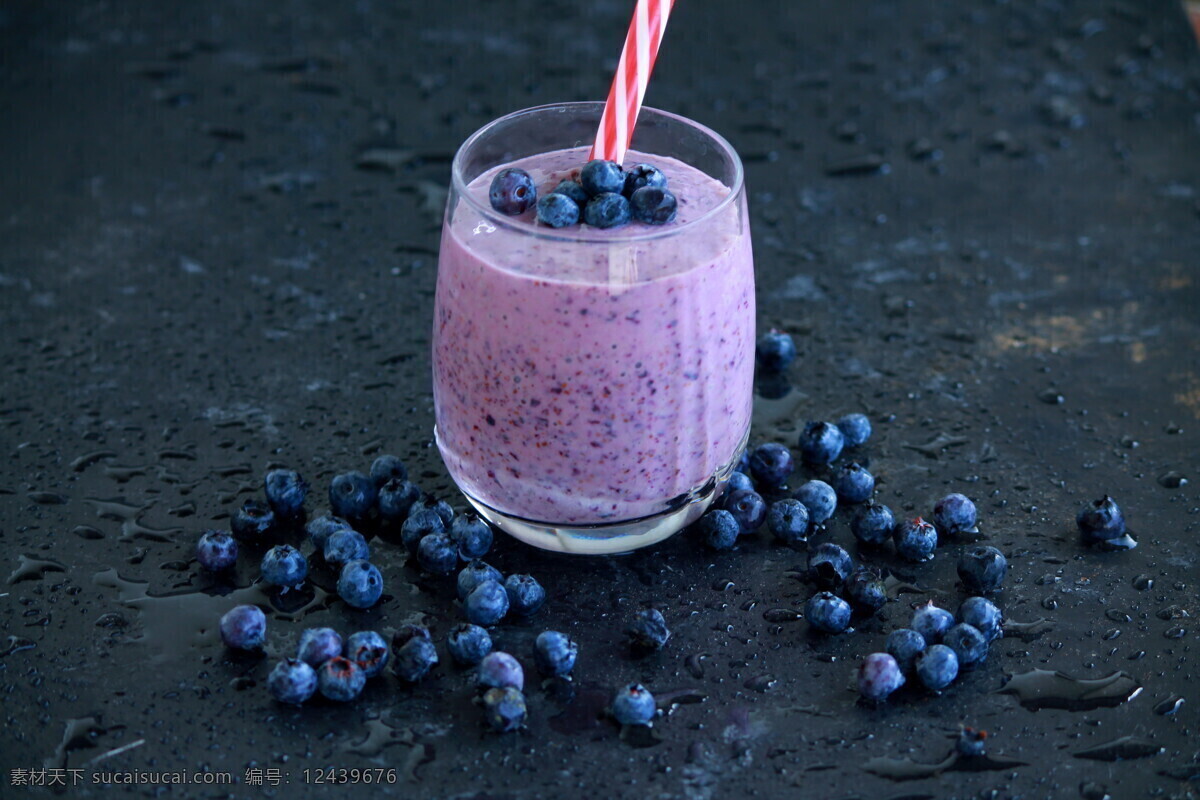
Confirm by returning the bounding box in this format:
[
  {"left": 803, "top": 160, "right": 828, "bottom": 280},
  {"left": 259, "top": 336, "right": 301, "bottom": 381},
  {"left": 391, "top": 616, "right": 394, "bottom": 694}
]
[
  {"left": 622, "top": 163, "right": 668, "bottom": 196},
  {"left": 553, "top": 180, "right": 590, "bottom": 207},
  {"left": 489, "top": 167, "right": 536, "bottom": 215},
  {"left": 583, "top": 192, "right": 632, "bottom": 229},
  {"left": 629, "top": 187, "right": 677, "bottom": 225},
  {"left": 580, "top": 159, "right": 625, "bottom": 196},
  {"left": 536, "top": 193, "right": 580, "bottom": 228}
]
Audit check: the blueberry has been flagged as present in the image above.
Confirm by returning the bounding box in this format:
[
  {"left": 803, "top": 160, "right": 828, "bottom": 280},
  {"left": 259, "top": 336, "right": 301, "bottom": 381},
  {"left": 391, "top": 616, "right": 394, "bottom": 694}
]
[
  {"left": 318, "top": 656, "right": 366, "bottom": 701},
  {"left": 843, "top": 567, "right": 886, "bottom": 614},
  {"left": 723, "top": 489, "right": 767, "bottom": 534},
  {"left": 482, "top": 687, "right": 527, "bottom": 732},
  {"left": 808, "top": 542, "right": 854, "bottom": 588},
  {"left": 736, "top": 450, "right": 751, "bottom": 473},
  {"left": 959, "top": 596, "right": 1004, "bottom": 641},
  {"left": 323, "top": 528, "right": 369, "bottom": 566},
  {"left": 580, "top": 159, "right": 624, "bottom": 196},
  {"left": 488, "top": 167, "right": 536, "bottom": 215},
  {"left": 911, "top": 602, "right": 955, "bottom": 644},
  {"left": 622, "top": 163, "right": 667, "bottom": 196},
  {"left": 857, "top": 653, "right": 905, "bottom": 702},
  {"left": 447, "top": 623, "right": 493, "bottom": 666},
  {"left": 369, "top": 454, "right": 408, "bottom": 487},
  {"left": 943, "top": 623, "right": 989, "bottom": 667},
  {"left": 220, "top": 604, "right": 266, "bottom": 650},
  {"left": 504, "top": 574, "right": 546, "bottom": 616},
  {"left": 612, "top": 684, "right": 656, "bottom": 726},
  {"left": 957, "top": 728, "right": 988, "bottom": 757},
  {"left": 196, "top": 530, "right": 238, "bottom": 571},
  {"left": 477, "top": 651, "right": 524, "bottom": 690},
  {"left": 583, "top": 192, "right": 632, "bottom": 229},
  {"left": 329, "top": 471, "right": 377, "bottom": 525},
  {"left": 798, "top": 421, "right": 845, "bottom": 465},
  {"left": 345, "top": 630, "right": 389, "bottom": 677},
  {"left": 457, "top": 560, "right": 504, "bottom": 601},
  {"left": 536, "top": 193, "right": 580, "bottom": 228},
  {"left": 231, "top": 499, "right": 277, "bottom": 545},
  {"left": 534, "top": 630, "right": 578, "bottom": 677},
  {"left": 793, "top": 480, "right": 837, "bottom": 526},
  {"left": 885, "top": 628, "right": 927, "bottom": 673},
  {"left": 338, "top": 560, "right": 383, "bottom": 609},
  {"left": 806, "top": 591, "right": 852, "bottom": 633},
  {"left": 401, "top": 508, "right": 446, "bottom": 555},
  {"left": 305, "top": 513, "right": 352, "bottom": 549},
  {"left": 411, "top": 495, "right": 455, "bottom": 527},
  {"left": 851, "top": 503, "right": 895, "bottom": 546},
  {"left": 392, "top": 624, "right": 431, "bottom": 648},
  {"left": 836, "top": 413, "right": 872, "bottom": 448},
  {"left": 1076, "top": 495, "right": 1126, "bottom": 543},
  {"left": 766, "top": 499, "right": 810, "bottom": 549},
  {"left": 747, "top": 442, "right": 795, "bottom": 487},
  {"left": 724, "top": 470, "right": 755, "bottom": 497},
  {"left": 915, "top": 644, "right": 959, "bottom": 691},
  {"left": 553, "top": 179, "right": 589, "bottom": 207},
  {"left": 392, "top": 637, "right": 438, "bottom": 682},
  {"left": 417, "top": 532, "right": 459, "bottom": 575},
  {"left": 626, "top": 608, "right": 671, "bottom": 652},
  {"left": 378, "top": 478, "right": 421, "bottom": 523},
  {"left": 833, "top": 462, "right": 874, "bottom": 503},
  {"left": 933, "top": 493, "right": 977, "bottom": 537},
  {"left": 465, "top": 580, "right": 510, "bottom": 626},
  {"left": 297, "top": 627, "right": 342, "bottom": 667},
  {"left": 629, "top": 186, "right": 677, "bottom": 225},
  {"left": 264, "top": 469, "right": 309, "bottom": 518},
  {"left": 268, "top": 658, "right": 318, "bottom": 705},
  {"left": 695, "top": 508, "right": 739, "bottom": 550},
  {"left": 755, "top": 330, "right": 797, "bottom": 372},
  {"left": 260, "top": 544, "right": 307, "bottom": 589},
  {"left": 893, "top": 517, "right": 938, "bottom": 562},
  {"left": 450, "top": 513, "right": 494, "bottom": 560},
  {"left": 957, "top": 545, "right": 1007, "bottom": 594}
]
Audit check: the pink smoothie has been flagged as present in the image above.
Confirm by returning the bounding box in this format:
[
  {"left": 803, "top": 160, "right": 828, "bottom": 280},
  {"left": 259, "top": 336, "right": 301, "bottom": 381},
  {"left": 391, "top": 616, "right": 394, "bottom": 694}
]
[{"left": 433, "top": 146, "right": 754, "bottom": 525}]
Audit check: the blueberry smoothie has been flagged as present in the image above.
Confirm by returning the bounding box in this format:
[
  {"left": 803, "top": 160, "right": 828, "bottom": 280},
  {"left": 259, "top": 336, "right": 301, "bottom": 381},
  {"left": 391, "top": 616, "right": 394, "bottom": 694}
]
[{"left": 434, "top": 117, "right": 753, "bottom": 551}]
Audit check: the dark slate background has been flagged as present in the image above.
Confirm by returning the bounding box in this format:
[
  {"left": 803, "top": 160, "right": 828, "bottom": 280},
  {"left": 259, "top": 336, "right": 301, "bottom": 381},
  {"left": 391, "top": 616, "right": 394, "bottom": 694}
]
[{"left": 2, "top": 0, "right": 1199, "bottom": 797}]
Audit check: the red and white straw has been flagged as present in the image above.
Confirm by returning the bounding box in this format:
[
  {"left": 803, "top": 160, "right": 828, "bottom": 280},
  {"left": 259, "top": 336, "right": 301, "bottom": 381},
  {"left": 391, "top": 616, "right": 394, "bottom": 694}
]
[{"left": 590, "top": 0, "right": 677, "bottom": 165}]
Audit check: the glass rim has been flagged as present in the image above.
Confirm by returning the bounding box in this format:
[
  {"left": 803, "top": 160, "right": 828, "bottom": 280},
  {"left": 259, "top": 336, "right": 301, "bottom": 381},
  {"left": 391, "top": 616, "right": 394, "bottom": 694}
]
[{"left": 450, "top": 101, "right": 745, "bottom": 244}]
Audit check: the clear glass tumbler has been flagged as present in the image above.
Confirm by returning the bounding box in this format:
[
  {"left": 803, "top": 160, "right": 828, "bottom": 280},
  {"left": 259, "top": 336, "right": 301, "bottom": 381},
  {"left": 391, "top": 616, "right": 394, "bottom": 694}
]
[{"left": 433, "top": 102, "right": 754, "bottom": 554}]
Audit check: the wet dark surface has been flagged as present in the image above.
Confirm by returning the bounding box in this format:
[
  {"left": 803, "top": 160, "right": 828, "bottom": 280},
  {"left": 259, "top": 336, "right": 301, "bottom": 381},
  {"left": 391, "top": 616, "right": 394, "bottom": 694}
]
[{"left": 2, "top": 0, "right": 1200, "bottom": 797}]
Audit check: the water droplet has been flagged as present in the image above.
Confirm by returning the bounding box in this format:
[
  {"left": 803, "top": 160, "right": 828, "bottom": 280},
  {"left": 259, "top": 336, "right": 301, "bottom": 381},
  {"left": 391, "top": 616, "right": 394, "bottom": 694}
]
[
  {"left": 1153, "top": 695, "right": 1184, "bottom": 716},
  {"left": 1157, "top": 471, "right": 1188, "bottom": 489},
  {"left": 1074, "top": 736, "right": 1163, "bottom": 762},
  {"left": 998, "top": 669, "right": 1142, "bottom": 711},
  {"left": 763, "top": 608, "right": 802, "bottom": 623}
]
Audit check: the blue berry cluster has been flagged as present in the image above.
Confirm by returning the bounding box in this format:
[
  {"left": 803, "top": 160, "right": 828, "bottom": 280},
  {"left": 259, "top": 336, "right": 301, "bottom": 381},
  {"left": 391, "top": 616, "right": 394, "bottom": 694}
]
[
  {"left": 268, "top": 626, "right": 390, "bottom": 704},
  {"left": 456, "top": 559, "right": 546, "bottom": 626}
]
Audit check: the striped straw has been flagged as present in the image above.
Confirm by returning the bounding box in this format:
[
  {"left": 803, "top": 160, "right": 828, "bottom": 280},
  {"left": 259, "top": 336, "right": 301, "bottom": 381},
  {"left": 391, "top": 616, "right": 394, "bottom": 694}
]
[{"left": 590, "top": 0, "right": 677, "bottom": 165}]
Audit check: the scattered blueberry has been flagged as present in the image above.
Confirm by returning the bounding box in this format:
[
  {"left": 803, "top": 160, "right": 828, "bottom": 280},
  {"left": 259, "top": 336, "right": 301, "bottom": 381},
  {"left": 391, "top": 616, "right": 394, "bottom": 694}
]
[
  {"left": 836, "top": 413, "right": 872, "bottom": 447},
  {"left": 477, "top": 651, "right": 524, "bottom": 691},
  {"left": 457, "top": 560, "right": 504, "bottom": 601},
  {"left": 553, "top": 179, "right": 589, "bottom": 207},
  {"left": 724, "top": 489, "right": 767, "bottom": 534},
  {"left": 695, "top": 508, "right": 739, "bottom": 550},
  {"left": 504, "top": 574, "right": 546, "bottom": 616},
  {"left": 580, "top": 159, "right": 625, "bottom": 196},
  {"left": 417, "top": 532, "right": 458, "bottom": 575},
  {"left": 1076, "top": 495, "right": 1126, "bottom": 543},
  {"left": 447, "top": 623, "right": 493, "bottom": 666},
  {"left": 329, "top": 471, "right": 377, "bottom": 525},
  {"left": 626, "top": 608, "right": 670, "bottom": 652},
  {"left": 957, "top": 728, "right": 988, "bottom": 757},
  {"left": 629, "top": 186, "right": 677, "bottom": 225},
  {"left": 536, "top": 192, "right": 580, "bottom": 228},
  {"left": 230, "top": 499, "right": 276, "bottom": 545},
  {"left": 392, "top": 624, "right": 431, "bottom": 648},
  {"left": 851, "top": 503, "right": 895, "bottom": 546},
  {"left": 833, "top": 462, "right": 875, "bottom": 503},
  {"left": 297, "top": 627, "right": 343, "bottom": 667},
  {"left": 885, "top": 628, "right": 927, "bottom": 673},
  {"left": 338, "top": 560, "right": 383, "bottom": 609},
  {"left": 318, "top": 656, "right": 366, "bottom": 701},
  {"left": 806, "top": 592, "right": 852, "bottom": 633},
  {"left": 306, "top": 513, "right": 351, "bottom": 549},
  {"left": 766, "top": 498, "right": 810, "bottom": 549},
  {"left": 378, "top": 478, "right": 421, "bottom": 523},
  {"left": 489, "top": 167, "right": 536, "bottom": 215},
  {"left": 401, "top": 508, "right": 446, "bottom": 555},
  {"left": 392, "top": 637, "right": 438, "bottom": 682},
  {"left": 412, "top": 495, "right": 455, "bottom": 527},
  {"left": 857, "top": 653, "right": 905, "bottom": 702},
  {"left": 268, "top": 658, "right": 318, "bottom": 705},
  {"left": 893, "top": 517, "right": 938, "bottom": 562},
  {"left": 747, "top": 442, "right": 795, "bottom": 487},
  {"left": 957, "top": 545, "right": 1008, "bottom": 594},
  {"left": 933, "top": 493, "right": 977, "bottom": 537},
  {"left": 755, "top": 330, "right": 797, "bottom": 372},
  {"left": 915, "top": 644, "right": 959, "bottom": 691},
  {"left": 798, "top": 421, "right": 845, "bottom": 465},
  {"left": 622, "top": 163, "right": 667, "bottom": 196},
  {"left": 943, "top": 623, "right": 989, "bottom": 667},
  {"left": 583, "top": 192, "right": 632, "bottom": 229},
  {"left": 482, "top": 687, "right": 527, "bottom": 732},
  {"left": 369, "top": 454, "right": 408, "bottom": 487},
  {"left": 465, "top": 580, "right": 510, "bottom": 626},
  {"left": 612, "top": 684, "right": 656, "bottom": 726},
  {"left": 809, "top": 542, "right": 854, "bottom": 588},
  {"left": 724, "top": 470, "right": 755, "bottom": 497},
  {"left": 196, "top": 530, "right": 238, "bottom": 571},
  {"left": 260, "top": 544, "right": 307, "bottom": 589},
  {"left": 911, "top": 602, "right": 955, "bottom": 644},
  {"left": 323, "top": 528, "right": 369, "bottom": 567},
  {"left": 345, "top": 630, "right": 389, "bottom": 677},
  {"left": 450, "top": 513, "right": 493, "bottom": 560},
  {"left": 793, "top": 480, "right": 837, "bottom": 526},
  {"left": 843, "top": 567, "right": 887, "bottom": 614},
  {"left": 959, "top": 596, "right": 1004, "bottom": 642},
  {"left": 534, "top": 631, "right": 578, "bottom": 677},
  {"left": 220, "top": 605, "right": 266, "bottom": 650},
  {"left": 264, "top": 469, "right": 309, "bottom": 518}
]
